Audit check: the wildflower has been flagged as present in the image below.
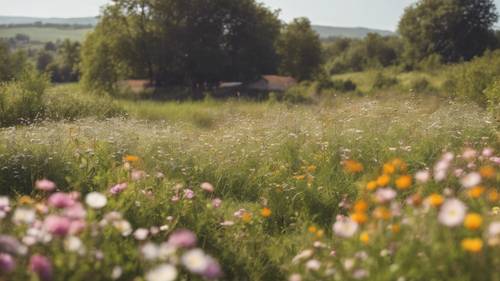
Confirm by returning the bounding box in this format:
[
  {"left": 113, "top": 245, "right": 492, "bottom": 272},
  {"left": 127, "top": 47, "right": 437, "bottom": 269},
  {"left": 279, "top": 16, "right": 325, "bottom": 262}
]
[
  {"left": 426, "top": 193, "right": 444, "bottom": 207},
  {"left": 168, "top": 229, "right": 197, "bottom": 248},
  {"left": 48, "top": 192, "right": 76, "bottom": 209},
  {"left": 29, "top": 255, "right": 53, "bottom": 281},
  {"left": 461, "top": 238, "right": 483, "bottom": 253},
  {"left": 415, "top": 170, "right": 430, "bottom": 184},
  {"left": 383, "top": 163, "right": 396, "bottom": 175},
  {"left": 307, "top": 165, "right": 317, "bottom": 173},
  {"left": 305, "top": 259, "right": 321, "bottom": 271},
  {"left": 462, "top": 148, "right": 477, "bottom": 161},
  {"left": 65, "top": 236, "right": 83, "bottom": 252},
  {"left": 109, "top": 183, "right": 128, "bottom": 195},
  {"left": 134, "top": 228, "right": 149, "bottom": 241},
  {"left": 292, "top": 249, "right": 313, "bottom": 263},
  {"left": 63, "top": 203, "right": 86, "bottom": 220},
  {"left": 343, "top": 160, "right": 364, "bottom": 174},
  {"left": 488, "top": 222, "right": 500, "bottom": 237},
  {"left": 183, "top": 189, "right": 195, "bottom": 199},
  {"left": 464, "top": 213, "right": 482, "bottom": 230},
  {"left": 200, "top": 182, "right": 214, "bottom": 193},
  {"left": 482, "top": 148, "right": 494, "bottom": 157},
  {"left": 131, "top": 170, "right": 146, "bottom": 181},
  {"left": 294, "top": 175, "right": 306, "bottom": 181},
  {"left": 351, "top": 212, "right": 368, "bottom": 224},
  {"left": 19, "top": 196, "right": 34, "bottom": 205},
  {"left": 141, "top": 243, "right": 159, "bottom": 260},
  {"left": 182, "top": 249, "right": 209, "bottom": 274},
  {"left": 308, "top": 226, "right": 318, "bottom": 234},
  {"left": 12, "top": 207, "right": 36, "bottom": 225},
  {"left": 333, "top": 217, "right": 359, "bottom": 238},
  {"left": 43, "top": 215, "right": 71, "bottom": 237},
  {"left": 353, "top": 269, "right": 369, "bottom": 279},
  {"left": 124, "top": 155, "right": 139, "bottom": 163},
  {"left": 111, "top": 266, "right": 123, "bottom": 280},
  {"left": 395, "top": 175, "right": 412, "bottom": 190},
  {"left": 353, "top": 200, "right": 368, "bottom": 213},
  {"left": 0, "top": 197, "right": 11, "bottom": 219},
  {"left": 0, "top": 253, "right": 15, "bottom": 273},
  {"left": 373, "top": 207, "right": 392, "bottom": 220},
  {"left": 241, "top": 212, "right": 253, "bottom": 223},
  {"left": 35, "top": 179, "right": 56, "bottom": 192},
  {"left": 85, "top": 192, "right": 107, "bottom": 209},
  {"left": 375, "top": 188, "right": 397, "bottom": 203},
  {"left": 460, "top": 173, "right": 481, "bottom": 188},
  {"left": 359, "top": 232, "right": 370, "bottom": 244},
  {"left": 289, "top": 273, "right": 302, "bottom": 281},
  {"left": 0, "top": 236, "right": 22, "bottom": 255},
  {"left": 261, "top": 207, "right": 272, "bottom": 218},
  {"left": 202, "top": 257, "right": 222, "bottom": 279},
  {"left": 145, "top": 264, "right": 178, "bottom": 281},
  {"left": 479, "top": 166, "right": 496, "bottom": 179},
  {"left": 212, "top": 198, "right": 222, "bottom": 208},
  {"left": 488, "top": 190, "right": 499, "bottom": 202},
  {"left": 390, "top": 224, "right": 401, "bottom": 234},
  {"left": 315, "top": 229, "right": 325, "bottom": 238},
  {"left": 467, "top": 186, "right": 485, "bottom": 199},
  {"left": 366, "top": 181, "right": 378, "bottom": 191},
  {"left": 438, "top": 199, "right": 467, "bottom": 227},
  {"left": 376, "top": 175, "right": 390, "bottom": 187}
]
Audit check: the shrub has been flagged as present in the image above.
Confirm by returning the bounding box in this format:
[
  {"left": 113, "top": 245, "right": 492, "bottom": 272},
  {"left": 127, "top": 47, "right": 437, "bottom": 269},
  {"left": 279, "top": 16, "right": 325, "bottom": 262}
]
[
  {"left": 484, "top": 80, "right": 500, "bottom": 122},
  {"left": 372, "top": 72, "right": 399, "bottom": 90},
  {"left": 283, "top": 84, "right": 314, "bottom": 104},
  {"left": 316, "top": 78, "right": 357, "bottom": 93},
  {"left": 410, "top": 77, "right": 435, "bottom": 93},
  {"left": 0, "top": 71, "right": 48, "bottom": 126}
]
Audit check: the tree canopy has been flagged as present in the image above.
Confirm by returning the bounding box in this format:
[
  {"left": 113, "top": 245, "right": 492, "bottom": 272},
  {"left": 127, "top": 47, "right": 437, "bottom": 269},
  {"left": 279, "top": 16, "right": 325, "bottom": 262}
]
[{"left": 399, "top": 0, "right": 498, "bottom": 63}]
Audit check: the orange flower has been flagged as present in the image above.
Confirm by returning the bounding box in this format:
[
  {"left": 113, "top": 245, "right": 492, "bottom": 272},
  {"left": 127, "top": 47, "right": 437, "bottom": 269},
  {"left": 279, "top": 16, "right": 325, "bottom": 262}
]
[
  {"left": 360, "top": 232, "right": 370, "bottom": 244},
  {"left": 390, "top": 224, "right": 401, "bottom": 234},
  {"left": 464, "top": 213, "right": 482, "bottom": 230},
  {"left": 124, "top": 155, "right": 139, "bottom": 163},
  {"left": 467, "top": 186, "right": 485, "bottom": 199},
  {"left": 366, "top": 181, "right": 378, "bottom": 191},
  {"left": 351, "top": 212, "right": 368, "bottom": 224},
  {"left": 353, "top": 200, "right": 368, "bottom": 212},
  {"left": 241, "top": 212, "right": 253, "bottom": 223},
  {"left": 395, "top": 175, "right": 413, "bottom": 190},
  {"left": 308, "top": 226, "right": 318, "bottom": 234},
  {"left": 427, "top": 193, "right": 444, "bottom": 207},
  {"left": 391, "top": 158, "right": 408, "bottom": 172},
  {"left": 488, "top": 189, "right": 499, "bottom": 203},
  {"left": 479, "top": 165, "right": 496, "bottom": 179},
  {"left": 19, "top": 195, "right": 34, "bottom": 205},
  {"left": 373, "top": 207, "right": 392, "bottom": 220},
  {"left": 376, "top": 175, "right": 391, "bottom": 187},
  {"left": 383, "top": 163, "right": 396, "bottom": 175},
  {"left": 343, "top": 160, "right": 364, "bottom": 174},
  {"left": 294, "top": 175, "right": 306, "bottom": 181},
  {"left": 307, "top": 165, "right": 317, "bottom": 173},
  {"left": 261, "top": 208, "right": 272, "bottom": 218},
  {"left": 461, "top": 238, "right": 483, "bottom": 253}
]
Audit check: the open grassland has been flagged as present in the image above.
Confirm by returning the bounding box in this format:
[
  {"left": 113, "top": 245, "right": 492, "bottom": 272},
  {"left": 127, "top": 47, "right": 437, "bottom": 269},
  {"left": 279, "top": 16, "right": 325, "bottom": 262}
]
[
  {"left": 0, "top": 91, "right": 499, "bottom": 280},
  {"left": 0, "top": 27, "right": 91, "bottom": 42}
]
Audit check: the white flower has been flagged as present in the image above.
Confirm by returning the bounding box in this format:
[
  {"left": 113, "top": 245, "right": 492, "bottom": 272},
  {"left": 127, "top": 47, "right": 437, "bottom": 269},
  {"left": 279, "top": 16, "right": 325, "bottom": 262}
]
[
  {"left": 0, "top": 196, "right": 11, "bottom": 218},
  {"left": 157, "top": 243, "right": 177, "bottom": 260},
  {"left": 12, "top": 208, "right": 36, "bottom": 224},
  {"left": 375, "top": 188, "right": 397, "bottom": 203},
  {"left": 134, "top": 228, "right": 149, "bottom": 241},
  {"left": 305, "top": 259, "right": 321, "bottom": 271},
  {"left": 488, "top": 221, "right": 500, "bottom": 237},
  {"left": 289, "top": 273, "right": 302, "bottom": 281},
  {"left": 200, "top": 182, "right": 214, "bottom": 193},
  {"left": 65, "top": 236, "right": 83, "bottom": 252},
  {"left": 415, "top": 170, "right": 430, "bottom": 184},
  {"left": 113, "top": 220, "right": 132, "bottom": 236},
  {"left": 85, "top": 192, "right": 107, "bottom": 209},
  {"left": 460, "top": 172, "right": 481, "bottom": 188},
  {"left": 438, "top": 199, "right": 467, "bottom": 227},
  {"left": 142, "top": 242, "right": 159, "bottom": 260},
  {"left": 292, "top": 249, "right": 313, "bottom": 264},
  {"left": 333, "top": 217, "right": 359, "bottom": 238},
  {"left": 145, "top": 264, "right": 178, "bottom": 281},
  {"left": 181, "top": 249, "right": 209, "bottom": 273},
  {"left": 111, "top": 266, "right": 123, "bottom": 280}
]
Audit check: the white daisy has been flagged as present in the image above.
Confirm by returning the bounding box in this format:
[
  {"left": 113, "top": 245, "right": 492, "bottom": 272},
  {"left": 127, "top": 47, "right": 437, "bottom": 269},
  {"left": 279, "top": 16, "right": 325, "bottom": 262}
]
[
  {"left": 438, "top": 199, "right": 467, "bottom": 227},
  {"left": 145, "top": 264, "right": 178, "bottom": 281},
  {"left": 85, "top": 192, "right": 107, "bottom": 209}
]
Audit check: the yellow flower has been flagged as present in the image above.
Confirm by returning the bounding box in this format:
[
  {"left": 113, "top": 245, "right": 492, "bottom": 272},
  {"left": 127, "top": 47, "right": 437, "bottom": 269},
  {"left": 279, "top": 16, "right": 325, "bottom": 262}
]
[
  {"left": 391, "top": 158, "right": 408, "bottom": 172},
  {"left": 461, "top": 238, "right": 483, "bottom": 253},
  {"left": 316, "top": 229, "right": 325, "bottom": 238},
  {"left": 427, "top": 193, "right": 444, "bottom": 207},
  {"left": 308, "top": 226, "right": 318, "bottom": 234},
  {"left": 366, "top": 181, "right": 378, "bottom": 191},
  {"left": 383, "top": 163, "right": 396, "bottom": 175},
  {"left": 488, "top": 189, "right": 499, "bottom": 203},
  {"left": 467, "top": 186, "right": 485, "bottom": 199},
  {"left": 479, "top": 165, "right": 496, "bottom": 179},
  {"left": 373, "top": 207, "right": 392, "bottom": 220},
  {"left": 351, "top": 212, "right": 368, "bottom": 224},
  {"left": 343, "top": 160, "right": 364, "bottom": 174},
  {"left": 307, "top": 165, "right": 317, "bottom": 173},
  {"left": 261, "top": 208, "right": 272, "bottom": 218},
  {"left": 395, "top": 175, "right": 413, "bottom": 190},
  {"left": 19, "top": 195, "right": 34, "bottom": 205},
  {"left": 294, "top": 175, "right": 306, "bottom": 181},
  {"left": 241, "top": 212, "right": 253, "bottom": 223},
  {"left": 390, "top": 224, "right": 401, "bottom": 234},
  {"left": 376, "top": 175, "right": 391, "bottom": 187},
  {"left": 360, "top": 232, "right": 370, "bottom": 244},
  {"left": 124, "top": 155, "right": 140, "bottom": 163},
  {"left": 464, "top": 213, "right": 482, "bottom": 230}
]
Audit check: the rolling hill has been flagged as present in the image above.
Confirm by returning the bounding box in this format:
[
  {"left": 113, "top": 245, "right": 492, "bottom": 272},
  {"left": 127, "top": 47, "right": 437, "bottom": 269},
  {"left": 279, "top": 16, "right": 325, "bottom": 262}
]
[{"left": 312, "top": 25, "right": 395, "bottom": 38}]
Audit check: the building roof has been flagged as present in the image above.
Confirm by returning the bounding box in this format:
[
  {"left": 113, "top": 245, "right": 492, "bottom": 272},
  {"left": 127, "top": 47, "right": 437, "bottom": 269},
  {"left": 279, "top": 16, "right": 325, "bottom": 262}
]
[{"left": 247, "top": 75, "right": 297, "bottom": 92}]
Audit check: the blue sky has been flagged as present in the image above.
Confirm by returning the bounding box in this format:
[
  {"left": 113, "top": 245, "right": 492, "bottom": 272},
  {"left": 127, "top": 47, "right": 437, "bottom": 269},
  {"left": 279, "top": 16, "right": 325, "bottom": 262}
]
[{"left": 0, "top": 0, "right": 499, "bottom": 31}]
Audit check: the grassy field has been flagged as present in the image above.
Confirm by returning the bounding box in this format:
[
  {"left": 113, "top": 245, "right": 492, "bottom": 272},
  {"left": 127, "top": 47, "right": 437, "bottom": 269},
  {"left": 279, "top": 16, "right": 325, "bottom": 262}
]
[
  {"left": 0, "top": 83, "right": 499, "bottom": 280},
  {"left": 0, "top": 26, "right": 91, "bottom": 42}
]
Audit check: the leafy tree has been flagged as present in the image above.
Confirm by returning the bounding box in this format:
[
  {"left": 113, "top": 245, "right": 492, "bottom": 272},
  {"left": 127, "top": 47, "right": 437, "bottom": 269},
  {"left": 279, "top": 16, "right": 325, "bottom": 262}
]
[
  {"left": 0, "top": 40, "right": 28, "bottom": 82},
  {"left": 36, "top": 51, "right": 54, "bottom": 73},
  {"left": 277, "top": 18, "right": 323, "bottom": 81},
  {"left": 399, "top": 0, "right": 498, "bottom": 63}
]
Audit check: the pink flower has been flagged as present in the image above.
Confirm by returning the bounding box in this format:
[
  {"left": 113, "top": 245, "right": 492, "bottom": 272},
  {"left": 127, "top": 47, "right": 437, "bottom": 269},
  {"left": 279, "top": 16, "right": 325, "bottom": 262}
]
[
  {"left": 200, "top": 182, "right": 214, "bottom": 193},
  {"left": 109, "top": 183, "right": 128, "bottom": 195},
  {"left": 482, "top": 148, "right": 494, "bottom": 157},
  {"left": 29, "top": 255, "right": 53, "bottom": 281},
  {"left": 35, "top": 179, "right": 56, "bottom": 192},
  {"left": 0, "top": 235, "right": 22, "bottom": 255},
  {"left": 48, "top": 193, "right": 76, "bottom": 209},
  {"left": 168, "top": 229, "right": 197, "bottom": 248},
  {"left": 212, "top": 198, "right": 222, "bottom": 209},
  {"left": 131, "top": 170, "right": 146, "bottom": 181},
  {"left": 0, "top": 253, "right": 15, "bottom": 273},
  {"left": 375, "top": 188, "right": 397, "bottom": 203},
  {"left": 69, "top": 220, "right": 86, "bottom": 235},
  {"left": 415, "top": 170, "right": 430, "bottom": 184},
  {"left": 63, "top": 203, "right": 86, "bottom": 220},
  {"left": 43, "top": 215, "right": 71, "bottom": 237},
  {"left": 202, "top": 256, "right": 223, "bottom": 279},
  {"left": 183, "top": 189, "right": 195, "bottom": 199}
]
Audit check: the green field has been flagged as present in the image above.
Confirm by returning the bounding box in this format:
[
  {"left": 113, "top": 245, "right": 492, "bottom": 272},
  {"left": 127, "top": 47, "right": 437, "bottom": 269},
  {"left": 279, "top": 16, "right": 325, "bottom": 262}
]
[{"left": 0, "top": 26, "right": 92, "bottom": 42}]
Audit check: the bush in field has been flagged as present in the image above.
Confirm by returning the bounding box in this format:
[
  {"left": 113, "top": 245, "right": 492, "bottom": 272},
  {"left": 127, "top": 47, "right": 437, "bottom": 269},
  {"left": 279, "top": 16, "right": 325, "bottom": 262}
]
[
  {"left": 372, "top": 72, "right": 399, "bottom": 90},
  {"left": 410, "top": 77, "right": 435, "bottom": 93},
  {"left": 317, "top": 78, "right": 357, "bottom": 93},
  {"left": 0, "top": 71, "right": 48, "bottom": 126},
  {"left": 0, "top": 40, "right": 28, "bottom": 82},
  {"left": 484, "top": 80, "right": 500, "bottom": 121}
]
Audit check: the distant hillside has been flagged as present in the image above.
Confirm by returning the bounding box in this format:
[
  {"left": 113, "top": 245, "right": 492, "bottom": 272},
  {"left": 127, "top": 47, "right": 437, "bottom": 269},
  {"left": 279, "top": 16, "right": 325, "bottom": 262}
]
[
  {"left": 0, "top": 16, "right": 98, "bottom": 26},
  {"left": 312, "top": 25, "right": 395, "bottom": 39}
]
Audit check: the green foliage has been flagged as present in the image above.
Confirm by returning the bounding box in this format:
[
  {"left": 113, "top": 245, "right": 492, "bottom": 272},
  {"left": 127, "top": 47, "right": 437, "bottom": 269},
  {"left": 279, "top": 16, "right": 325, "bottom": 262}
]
[
  {"left": 410, "top": 77, "right": 435, "bottom": 93},
  {"left": 399, "top": 0, "right": 498, "bottom": 63},
  {"left": 0, "top": 40, "right": 28, "bottom": 82},
  {"left": 372, "top": 72, "right": 399, "bottom": 90},
  {"left": 0, "top": 70, "right": 48, "bottom": 126},
  {"left": 277, "top": 18, "right": 323, "bottom": 81},
  {"left": 484, "top": 79, "right": 500, "bottom": 121},
  {"left": 317, "top": 78, "right": 357, "bottom": 93}
]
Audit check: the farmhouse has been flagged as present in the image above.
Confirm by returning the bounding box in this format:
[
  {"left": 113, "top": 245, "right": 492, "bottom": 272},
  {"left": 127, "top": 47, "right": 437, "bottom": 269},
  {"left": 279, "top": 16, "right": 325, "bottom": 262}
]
[{"left": 246, "top": 75, "right": 297, "bottom": 92}]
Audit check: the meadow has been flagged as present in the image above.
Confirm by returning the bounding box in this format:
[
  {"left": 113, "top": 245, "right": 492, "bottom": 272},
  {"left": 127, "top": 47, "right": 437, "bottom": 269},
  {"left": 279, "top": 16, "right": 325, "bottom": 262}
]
[
  {"left": 0, "top": 26, "right": 91, "bottom": 42},
  {"left": 0, "top": 83, "right": 499, "bottom": 280}
]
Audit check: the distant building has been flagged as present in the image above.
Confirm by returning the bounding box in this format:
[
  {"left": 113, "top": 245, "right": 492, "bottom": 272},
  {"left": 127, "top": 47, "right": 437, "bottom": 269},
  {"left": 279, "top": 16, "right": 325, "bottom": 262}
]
[
  {"left": 118, "top": 80, "right": 152, "bottom": 94},
  {"left": 246, "top": 75, "right": 297, "bottom": 92}
]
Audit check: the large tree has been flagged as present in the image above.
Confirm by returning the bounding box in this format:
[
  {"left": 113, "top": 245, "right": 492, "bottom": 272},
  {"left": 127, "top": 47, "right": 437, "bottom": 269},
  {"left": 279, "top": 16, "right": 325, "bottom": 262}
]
[
  {"left": 277, "top": 18, "right": 323, "bottom": 81},
  {"left": 399, "top": 0, "right": 498, "bottom": 63},
  {"left": 81, "top": 0, "right": 282, "bottom": 91}
]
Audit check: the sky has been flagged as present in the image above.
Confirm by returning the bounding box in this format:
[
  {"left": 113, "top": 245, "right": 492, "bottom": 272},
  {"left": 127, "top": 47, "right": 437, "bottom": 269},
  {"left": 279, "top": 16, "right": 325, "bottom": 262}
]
[{"left": 1, "top": 0, "right": 500, "bottom": 31}]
